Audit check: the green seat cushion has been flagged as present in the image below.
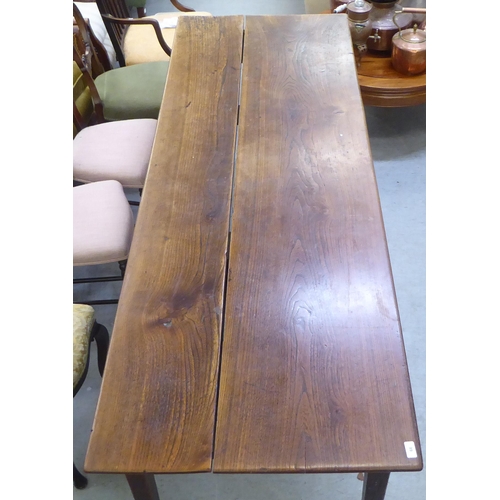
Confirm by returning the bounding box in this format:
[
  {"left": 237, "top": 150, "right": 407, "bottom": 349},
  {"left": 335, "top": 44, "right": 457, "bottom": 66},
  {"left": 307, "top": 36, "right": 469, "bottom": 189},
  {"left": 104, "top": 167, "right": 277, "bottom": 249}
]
[{"left": 95, "top": 61, "right": 169, "bottom": 121}]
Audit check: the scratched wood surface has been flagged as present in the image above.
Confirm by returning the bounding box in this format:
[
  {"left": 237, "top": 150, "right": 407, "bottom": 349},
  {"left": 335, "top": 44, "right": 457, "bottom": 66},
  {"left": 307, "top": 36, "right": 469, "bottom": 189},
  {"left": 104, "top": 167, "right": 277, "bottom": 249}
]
[
  {"left": 84, "top": 16, "right": 243, "bottom": 473},
  {"left": 213, "top": 15, "right": 422, "bottom": 473}
]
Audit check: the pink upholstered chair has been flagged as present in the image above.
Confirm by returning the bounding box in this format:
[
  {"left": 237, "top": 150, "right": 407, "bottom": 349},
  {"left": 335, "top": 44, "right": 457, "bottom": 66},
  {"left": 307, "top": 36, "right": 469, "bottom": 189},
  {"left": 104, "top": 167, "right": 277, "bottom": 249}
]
[
  {"left": 73, "top": 29, "right": 158, "bottom": 199},
  {"left": 73, "top": 117, "right": 157, "bottom": 190},
  {"left": 73, "top": 180, "right": 135, "bottom": 305}
]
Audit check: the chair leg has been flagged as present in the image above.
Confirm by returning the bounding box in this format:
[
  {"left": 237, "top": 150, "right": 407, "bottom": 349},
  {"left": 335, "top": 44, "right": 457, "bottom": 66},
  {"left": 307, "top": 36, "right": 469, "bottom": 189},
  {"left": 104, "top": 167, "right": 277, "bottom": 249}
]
[
  {"left": 119, "top": 260, "right": 127, "bottom": 278},
  {"left": 74, "top": 463, "right": 88, "bottom": 489},
  {"left": 92, "top": 321, "right": 110, "bottom": 377}
]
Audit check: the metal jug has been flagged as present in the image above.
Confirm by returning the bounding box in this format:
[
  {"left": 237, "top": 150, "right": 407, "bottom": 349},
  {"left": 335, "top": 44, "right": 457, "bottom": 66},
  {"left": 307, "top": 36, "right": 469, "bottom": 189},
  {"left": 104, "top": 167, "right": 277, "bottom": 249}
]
[{"left": 391, "top": 8, "right": 426, "bottom": 75}]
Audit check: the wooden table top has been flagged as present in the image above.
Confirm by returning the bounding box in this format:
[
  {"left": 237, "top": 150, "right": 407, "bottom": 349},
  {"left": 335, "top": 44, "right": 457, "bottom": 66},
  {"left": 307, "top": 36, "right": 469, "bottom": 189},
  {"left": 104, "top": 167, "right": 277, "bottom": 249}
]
[{"left": 85, "top": 15, "right": 422, "bottom": 476}]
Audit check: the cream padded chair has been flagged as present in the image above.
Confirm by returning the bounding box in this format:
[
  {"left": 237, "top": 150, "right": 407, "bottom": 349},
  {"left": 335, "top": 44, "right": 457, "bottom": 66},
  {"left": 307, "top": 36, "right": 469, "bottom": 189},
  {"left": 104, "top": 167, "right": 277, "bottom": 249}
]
[
  {"left": 95, "top": 0, "right": 212, "bottom": 66},
  {"left": 73, "top": 304, "right": 110, "bottom": 489},
  {"left": 122, "top": 10, "right": 212, "bottom": 66}
]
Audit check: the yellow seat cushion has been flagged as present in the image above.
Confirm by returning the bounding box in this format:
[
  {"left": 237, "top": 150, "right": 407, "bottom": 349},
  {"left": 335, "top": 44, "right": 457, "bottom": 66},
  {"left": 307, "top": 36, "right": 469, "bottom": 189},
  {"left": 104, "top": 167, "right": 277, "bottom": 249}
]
[
  {"left": 73, "top": 304, "right": 95, "bottom": 389},
  {"left": 124, "top": 12, "right": 212, "bottom": 66}
]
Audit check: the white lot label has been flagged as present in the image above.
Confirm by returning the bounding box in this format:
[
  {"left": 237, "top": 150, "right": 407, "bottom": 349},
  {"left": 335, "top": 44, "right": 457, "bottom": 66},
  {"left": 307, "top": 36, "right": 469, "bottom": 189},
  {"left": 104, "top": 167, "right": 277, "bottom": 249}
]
[{"left": 404, "top": 441, "right": 418, "bottom": 458}]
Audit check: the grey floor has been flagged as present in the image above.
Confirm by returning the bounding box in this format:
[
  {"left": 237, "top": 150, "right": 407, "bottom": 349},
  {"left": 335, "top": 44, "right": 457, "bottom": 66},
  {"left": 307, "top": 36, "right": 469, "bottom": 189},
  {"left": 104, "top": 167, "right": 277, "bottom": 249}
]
[{"left": 74, "top": 1, "right": 426, "bottom": 499}]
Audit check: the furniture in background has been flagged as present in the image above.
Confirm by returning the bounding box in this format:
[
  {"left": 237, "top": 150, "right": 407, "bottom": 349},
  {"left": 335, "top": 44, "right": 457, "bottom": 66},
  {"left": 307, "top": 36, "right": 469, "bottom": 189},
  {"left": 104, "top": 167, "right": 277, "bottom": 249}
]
[
  {"left": 73, "top": 51, "right": 157, "bottom": 199},
  {"left": 74, "top": 1, "right": 117, "bottom": 68},
  {"left": 73, "top": 118, "right": 156, "bottom": 191},
  {"left": 356, "top": 50, "right": 426, "bottom": 107},
  {"left": 321, "top": 3, "right": 426, "bottom": 106},
  {"left": 126, "top": 0, "right": 147, "bottom": 17},
  {"left": 73, "top": 3, "right": 169, "bottom": 121},
  {"left": 73, "top": 304, "right": 109, "bottom": 488},
  {"left": 84, "top": 15, "right": 422, "bottom": 500},
  {"left": 95, "top": 0, "right": 212, "bottom": 66},
  {"left": 73, "top": 180, "right": 135, "bottom": 305}
]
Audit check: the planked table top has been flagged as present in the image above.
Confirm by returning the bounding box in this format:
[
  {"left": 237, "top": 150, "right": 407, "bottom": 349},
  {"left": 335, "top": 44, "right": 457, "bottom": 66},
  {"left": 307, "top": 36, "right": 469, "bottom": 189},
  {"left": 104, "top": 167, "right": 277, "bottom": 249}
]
[{"left": 85, "top": 14, "right": 422, "bottom": 477}]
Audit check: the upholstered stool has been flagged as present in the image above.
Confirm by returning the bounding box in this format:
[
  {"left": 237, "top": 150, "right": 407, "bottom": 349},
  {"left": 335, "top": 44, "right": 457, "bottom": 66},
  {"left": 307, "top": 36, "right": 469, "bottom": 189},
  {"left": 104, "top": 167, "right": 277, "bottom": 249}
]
[
  {"left": 73, "top": 304, "right": 110, "bottom": 489},
  {"left": 73, "top": 180, "right": 135, "bottom": 267},
  {"left": 73, "top": 118, "right": 157, "bottom": 189}
]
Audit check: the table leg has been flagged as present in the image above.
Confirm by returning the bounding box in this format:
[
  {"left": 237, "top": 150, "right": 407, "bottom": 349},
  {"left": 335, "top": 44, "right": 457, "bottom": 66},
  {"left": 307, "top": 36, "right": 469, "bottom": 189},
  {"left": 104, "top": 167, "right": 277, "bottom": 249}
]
[
  {"left": 362, "top": 472, "right": 390, "bottom": 500},
  {"left": 126, "top": 473, "right": 160, "bottom": 500}
]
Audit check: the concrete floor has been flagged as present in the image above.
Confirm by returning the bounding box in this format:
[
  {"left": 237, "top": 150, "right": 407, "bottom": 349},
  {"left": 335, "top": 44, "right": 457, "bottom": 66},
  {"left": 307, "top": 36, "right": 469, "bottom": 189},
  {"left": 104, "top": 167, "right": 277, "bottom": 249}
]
[{"left": 73, "top": 2, "right": 426, "bottom": 499}]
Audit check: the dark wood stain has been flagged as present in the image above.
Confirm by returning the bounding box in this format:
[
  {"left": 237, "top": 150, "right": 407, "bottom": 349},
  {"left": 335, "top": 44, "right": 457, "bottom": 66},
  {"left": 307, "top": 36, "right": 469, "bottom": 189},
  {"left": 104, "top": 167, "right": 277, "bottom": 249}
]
[
  {"left": 84, "top": 16, "right": 243, "bottom": 474},
  {"left": 213, "top": 15, "right": 422, "bottom": 473}
]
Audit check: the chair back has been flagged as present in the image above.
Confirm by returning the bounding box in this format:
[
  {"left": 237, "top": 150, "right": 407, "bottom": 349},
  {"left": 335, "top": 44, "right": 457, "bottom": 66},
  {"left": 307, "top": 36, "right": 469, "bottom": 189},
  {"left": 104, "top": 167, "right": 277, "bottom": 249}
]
[
  {"left": 73, "top": 3, "right": 106, "bottom": 134},
  {"left": 95, "top": 0, "right": 131, "bottom": 66}
]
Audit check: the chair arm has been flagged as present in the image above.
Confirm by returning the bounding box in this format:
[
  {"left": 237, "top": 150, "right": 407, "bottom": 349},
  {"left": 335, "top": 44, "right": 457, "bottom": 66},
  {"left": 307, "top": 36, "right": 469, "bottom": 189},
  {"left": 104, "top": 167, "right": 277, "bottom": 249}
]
[
  {"left": 170, "top": 1, "right": 195, "bottom": 12},
  {"left": 101, "top": 15, "right": 172, "bottom": 56}
]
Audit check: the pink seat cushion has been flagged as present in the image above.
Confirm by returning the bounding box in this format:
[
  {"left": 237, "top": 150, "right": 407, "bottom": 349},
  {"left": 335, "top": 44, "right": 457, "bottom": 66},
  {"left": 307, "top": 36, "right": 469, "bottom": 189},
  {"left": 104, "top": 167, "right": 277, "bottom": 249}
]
[
  {"left": 73, "top": 180, "right": 135, "bottom": 266},
  {"left": 73, "top": 119, "right": 157, "bottom": 188}
]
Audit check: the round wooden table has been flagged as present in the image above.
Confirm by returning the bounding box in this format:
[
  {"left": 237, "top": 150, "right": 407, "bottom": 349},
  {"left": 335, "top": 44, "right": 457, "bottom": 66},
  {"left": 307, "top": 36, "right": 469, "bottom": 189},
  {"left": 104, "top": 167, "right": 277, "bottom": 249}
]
[
  {"left": 357, "top": 50, "right": 426, "bottom": 107},
  {"left": 322, "top": 10, "right": 426, "bottom": 107}
]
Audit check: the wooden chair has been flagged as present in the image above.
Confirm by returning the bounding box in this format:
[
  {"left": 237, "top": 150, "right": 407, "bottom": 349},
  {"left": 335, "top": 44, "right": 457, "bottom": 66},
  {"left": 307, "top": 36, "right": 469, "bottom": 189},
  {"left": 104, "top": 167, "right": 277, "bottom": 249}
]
[
  {"left": 126, "top": 0, "right": 147, "bottom": 18},
  {"left": 73, "top": 180, "right": 135, "bottom": 305},
  {"left": 95, "top": 0, "right": 212, "bottom": 66},
  {"left": 74, "top": 1, "right": 116, "bottom": 69},
  {"left": 73, "top": 2, "right": 169, "bottom": 122},
  {"left": 73, "top": 58, "right": 157, "bottom": 199},
  {"left": 73, "top": 304, "right": 109, "bottom": 488}
]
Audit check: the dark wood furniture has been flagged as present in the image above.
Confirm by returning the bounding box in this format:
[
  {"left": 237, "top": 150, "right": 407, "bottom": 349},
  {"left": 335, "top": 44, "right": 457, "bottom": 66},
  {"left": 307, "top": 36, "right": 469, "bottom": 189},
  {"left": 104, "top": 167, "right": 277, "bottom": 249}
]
[
  {"left": 95, "top": 0, "right": 203, "bottom": 67},
  {"left": 73, "top": 310, "right": 109, "bottom": 489},
  {"left": 357, "top": 51, "right": 426, "bottom": 107},
  {"left": 95, "top": 0, "right": 172, "bottom": 66},
  {"left": 85, "top": 15, "right": 422, "bottom": 500}
]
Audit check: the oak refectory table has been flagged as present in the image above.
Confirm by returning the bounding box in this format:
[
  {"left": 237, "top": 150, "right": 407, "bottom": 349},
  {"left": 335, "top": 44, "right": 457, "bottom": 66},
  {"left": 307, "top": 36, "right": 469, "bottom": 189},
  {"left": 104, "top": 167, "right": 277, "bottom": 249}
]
[{"left": 85, "top": 14, "right": 423, "bottom": 500}]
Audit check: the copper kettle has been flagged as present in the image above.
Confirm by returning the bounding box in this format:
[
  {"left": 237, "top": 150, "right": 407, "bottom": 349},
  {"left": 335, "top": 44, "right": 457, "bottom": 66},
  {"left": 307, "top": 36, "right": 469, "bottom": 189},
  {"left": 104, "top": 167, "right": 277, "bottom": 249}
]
[{"left": 391, "top": 8, "right": 426, "bottom": 75}]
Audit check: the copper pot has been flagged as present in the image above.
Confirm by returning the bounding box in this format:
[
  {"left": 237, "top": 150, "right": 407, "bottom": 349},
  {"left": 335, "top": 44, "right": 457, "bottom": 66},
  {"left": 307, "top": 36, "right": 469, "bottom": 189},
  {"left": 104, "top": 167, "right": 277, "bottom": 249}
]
[
  {"left": 366, "top": 0, "right": 413, "bottom": 52},
  {"left": 391, "top": 24, "right": 426, "bottom": 75}
]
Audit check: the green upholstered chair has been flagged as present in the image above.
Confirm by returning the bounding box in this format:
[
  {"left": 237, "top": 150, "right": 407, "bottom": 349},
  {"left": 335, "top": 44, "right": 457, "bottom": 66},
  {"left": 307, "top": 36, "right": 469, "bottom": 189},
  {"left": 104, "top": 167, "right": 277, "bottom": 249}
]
[
  {"left": 95, "top": 62, "right": 168, "bottom": 120},
  {"left": 73, "top": 304, "right": 109, "bottom": 488},
  {"left": 95, "top": 0, "right": 212, "bottom": 67},
  {"left": 73, "top": 58, "right": 157, "bottom": 197},
  {"left": 73, "top": 3, "right": 168, "bottom": 122},
  {"left": 126, "top": 0, "right": 147, "bottom": 17}
]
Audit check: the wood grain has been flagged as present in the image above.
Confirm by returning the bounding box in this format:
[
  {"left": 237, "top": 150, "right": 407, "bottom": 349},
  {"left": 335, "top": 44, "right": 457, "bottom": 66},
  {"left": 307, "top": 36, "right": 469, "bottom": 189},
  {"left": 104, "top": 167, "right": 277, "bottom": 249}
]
[
  {"left": 213, "top": 15, "right": 422, "bottom": 473},
  {"left": 357, "top": 52, "right": 426, "bottom": 107},
  {"left": 85, "top": 15, "right": 243, "bottom": 474}
]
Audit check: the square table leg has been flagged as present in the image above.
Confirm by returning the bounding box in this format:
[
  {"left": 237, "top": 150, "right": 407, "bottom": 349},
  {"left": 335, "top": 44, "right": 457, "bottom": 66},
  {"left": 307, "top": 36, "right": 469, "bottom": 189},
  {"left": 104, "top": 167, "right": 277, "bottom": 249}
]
[
  {"left": 126, "top": 473, "right": 160, "bottom": 500},
  {"left": 362, "top": 472, "right": 391, "bottom": 500}
]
